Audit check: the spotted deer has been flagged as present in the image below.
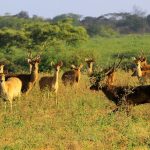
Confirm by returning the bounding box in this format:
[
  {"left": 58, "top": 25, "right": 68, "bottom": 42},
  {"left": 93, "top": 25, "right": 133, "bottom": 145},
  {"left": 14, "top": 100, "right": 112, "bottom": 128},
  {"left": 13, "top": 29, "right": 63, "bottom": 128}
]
[
  {"left": 85, "top": 58, "right": 94, "bottom": 76},
  {"left": 0, "top": 73, "right": 22, "bottom": 111},
  {"left": 39, "top": 61, "right": 63, "bottom": 105},
  {"left": 62, "top": 64, "right": 83, "bottom": 86},
  {"left": 6, "top": 55, "right": 40, "bottom": 95}
]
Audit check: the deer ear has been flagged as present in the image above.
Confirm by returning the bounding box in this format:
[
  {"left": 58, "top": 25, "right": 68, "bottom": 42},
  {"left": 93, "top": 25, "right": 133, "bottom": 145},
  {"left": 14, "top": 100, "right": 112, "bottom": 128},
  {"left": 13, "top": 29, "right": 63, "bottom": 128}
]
[
  {"left": 85, "top": 58, "right": 89, "bottom": 62},
  {"left": 50, "top": 61, "right": 55, "bottom": 66},
  {"left": 142, "top": 57, "right": 146, "bottom": 61},
  {"left": 27, "top": 58, "right": 32, "bottom": 63},
  {"left": 35, "top": 55, "right": 41, "bottom": 62},
  {"left": 79, "top": 64, "right": 83, "bottom": 69},
  {"left": 132, "top": 57, "right": 136, "bottom": 60},
  {"left": 71, "top": 64, "right": 76, "bottom": 69}
]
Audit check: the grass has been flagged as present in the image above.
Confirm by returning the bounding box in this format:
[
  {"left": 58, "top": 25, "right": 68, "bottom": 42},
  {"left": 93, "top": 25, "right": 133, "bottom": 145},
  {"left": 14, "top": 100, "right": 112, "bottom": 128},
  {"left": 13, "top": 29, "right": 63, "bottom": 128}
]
[
  {"left": 0, "top": 71, "right": 150, "bottom": 150},
  {"left": 78, "top": 34, "right": 150, "bottom": 66},
  {"left": 0, "top": 35, "right": 150, "bottom": 149}
]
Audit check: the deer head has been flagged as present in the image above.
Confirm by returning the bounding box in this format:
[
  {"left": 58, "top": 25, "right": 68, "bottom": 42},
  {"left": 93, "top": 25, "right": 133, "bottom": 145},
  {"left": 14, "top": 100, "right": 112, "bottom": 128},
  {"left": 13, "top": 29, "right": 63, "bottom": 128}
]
[
  {"left": 54, "top": 61, "right": 63, "bottom": 71},
  {"left": 90, "top": 57, "right": 123, "bottom": 90}
]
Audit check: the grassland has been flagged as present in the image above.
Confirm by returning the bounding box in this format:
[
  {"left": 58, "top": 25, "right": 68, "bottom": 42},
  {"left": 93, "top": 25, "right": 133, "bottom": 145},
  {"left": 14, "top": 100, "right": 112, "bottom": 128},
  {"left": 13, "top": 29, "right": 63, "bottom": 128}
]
[
  {"left": 0, "top": 35, "right": 150, "bottom": 150},
  {"left": 77, "top": 34, "right": 150, "bottom": 65}
]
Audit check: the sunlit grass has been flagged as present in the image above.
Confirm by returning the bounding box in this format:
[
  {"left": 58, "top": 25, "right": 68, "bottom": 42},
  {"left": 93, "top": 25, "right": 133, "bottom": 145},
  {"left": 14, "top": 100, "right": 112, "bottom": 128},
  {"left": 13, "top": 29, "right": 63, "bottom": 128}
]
[
  {"left": 1, "top": 34, "right": 150, "bottom": 149},
  {"left": 0, "top": 70, "right": 149, "bottom": 150}
]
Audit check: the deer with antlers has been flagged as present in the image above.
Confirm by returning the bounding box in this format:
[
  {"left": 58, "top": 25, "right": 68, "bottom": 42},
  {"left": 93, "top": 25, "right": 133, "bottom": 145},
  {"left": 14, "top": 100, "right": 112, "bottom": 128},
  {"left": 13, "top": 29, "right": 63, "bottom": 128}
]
[
  {"left": 39, "top": 61, "right": 63, "bottom": 105},
  {"left": 62, "top": 64, "right": 83, "bottom": 86},
  {"left": 6, "top": 53, "right": 40, "bottom": 95},
  {"left": 0, "top": 73, "right": 22, "bottom": 111},
  {"left": 85, "top": 58, "right": 94, "bottom": 76},
  {"left": 90, "top": 58, "right": 150, "bottom": 112}
]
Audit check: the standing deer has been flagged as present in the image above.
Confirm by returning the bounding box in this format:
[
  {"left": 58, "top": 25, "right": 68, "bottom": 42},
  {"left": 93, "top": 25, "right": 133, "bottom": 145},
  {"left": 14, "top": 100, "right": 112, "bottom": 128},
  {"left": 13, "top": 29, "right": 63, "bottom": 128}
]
[
  {"left": 85, "top": 58, "right": 94, "bottom": 76},
  {"left": 6, "top": 55, "right": 40, "bottom": 94},
  {"left": 132, "top": 57, "right": 150, "bottom": 84},
  {"left": 132, "top": 54, "right": 150, "bottom": 71},
  {"left": 0, "top": 73, "right": 22, "bottom": 111},
  {"left": 62, "top": 64, "right": 83, "bottom": 86},
  {"left": 39, "top": 61, "right": 63, "bottom": 105},
  {"left": 90, "top": 60, "right": 150, "bottom": 112}
]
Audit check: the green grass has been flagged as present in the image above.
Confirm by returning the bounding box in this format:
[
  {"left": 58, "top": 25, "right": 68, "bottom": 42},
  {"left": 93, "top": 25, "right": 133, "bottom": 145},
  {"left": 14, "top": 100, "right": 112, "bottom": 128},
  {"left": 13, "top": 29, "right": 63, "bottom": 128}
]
[
  {"left": 0, "top": 35, "right": 150, "bottom": 149},
  {"left": 78, "top": 34, "right": 150, "bottom": 65},
  {"left": 0, "top": 72, "right": 150, "bottom": 150}
]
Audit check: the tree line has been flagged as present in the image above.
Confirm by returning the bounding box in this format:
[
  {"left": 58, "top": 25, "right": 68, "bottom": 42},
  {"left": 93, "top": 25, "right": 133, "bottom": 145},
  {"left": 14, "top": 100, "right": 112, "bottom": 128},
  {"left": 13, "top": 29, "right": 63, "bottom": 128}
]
[{"left": 0, "top": 10, "right": 150, "bottom": 72}]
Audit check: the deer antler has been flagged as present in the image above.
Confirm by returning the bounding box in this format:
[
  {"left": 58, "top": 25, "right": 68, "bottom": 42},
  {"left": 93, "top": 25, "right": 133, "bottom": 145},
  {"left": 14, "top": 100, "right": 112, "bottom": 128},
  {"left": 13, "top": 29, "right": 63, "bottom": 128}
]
[
  {"left": 27, "top": 50, "right": 32, "bottom": 58},
  {"left": 114, "top": 56, "right": 124, "bottom": 71},
  {"left": 140, "top": 50, "right": 145, "bottom": 57},
  {"left": 57, "top": 61, "right": 63, "bottom": 67}
]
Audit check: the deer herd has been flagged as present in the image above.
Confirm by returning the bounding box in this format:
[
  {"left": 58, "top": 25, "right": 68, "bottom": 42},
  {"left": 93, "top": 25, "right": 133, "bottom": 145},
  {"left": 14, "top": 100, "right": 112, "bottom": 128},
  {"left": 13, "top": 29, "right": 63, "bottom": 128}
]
[{"left": 0, "top": 52, "right": 150, "bottom": 112}]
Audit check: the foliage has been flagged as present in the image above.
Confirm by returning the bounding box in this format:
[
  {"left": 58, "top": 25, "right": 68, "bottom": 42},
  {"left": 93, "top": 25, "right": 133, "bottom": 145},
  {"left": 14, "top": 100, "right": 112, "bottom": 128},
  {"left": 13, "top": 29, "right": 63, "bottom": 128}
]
[
  {"left": 0, "top": 15, "right": 88, "bottom": 72},
  {"left": 99, "top": 25, "right": 119, "bottom": 37},
  {"left": 81, "top": 12, "right": 150, "bottom": 35},
  {"left": 1, "top": 11, "right": 150, "bottom": 72},
  {"left": 52, "top": 13, "right": 82, "bottom": 26}
]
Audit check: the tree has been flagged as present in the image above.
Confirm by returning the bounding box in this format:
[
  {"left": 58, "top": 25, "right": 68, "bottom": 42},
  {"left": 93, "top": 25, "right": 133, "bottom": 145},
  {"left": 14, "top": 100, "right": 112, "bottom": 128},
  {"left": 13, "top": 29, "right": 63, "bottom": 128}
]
[
  {"left": 15, "top": 11, "right": 29, "bottom": 19},
  {"left": 147, "top": 15, "right": 150, "bottom": 26},
  {"left": 52, "top": 13, "right": 82, "bottom": 26}
]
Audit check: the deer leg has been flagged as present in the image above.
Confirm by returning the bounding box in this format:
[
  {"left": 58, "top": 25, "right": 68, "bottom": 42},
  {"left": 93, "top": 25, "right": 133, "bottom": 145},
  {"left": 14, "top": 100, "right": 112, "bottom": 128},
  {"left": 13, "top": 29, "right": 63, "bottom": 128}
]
[
  {"left": 55, "top": 92, "right": 58, "bottom": 105},
  {"left": 47, "top": 92, "right": 50, "bottom": 99},
  {"left": 10, "top": 100, "right": 12, "bottom": 112},
  {"left": 4, "top": 101, "right": 7, "bottom": 111}
]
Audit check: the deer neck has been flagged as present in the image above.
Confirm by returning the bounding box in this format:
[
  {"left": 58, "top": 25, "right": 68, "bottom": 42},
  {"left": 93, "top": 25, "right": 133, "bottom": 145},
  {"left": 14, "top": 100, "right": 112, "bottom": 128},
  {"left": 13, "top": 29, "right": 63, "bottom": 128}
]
[
  {"left": 30, "top": 65, "right": 39, "bottom": 82},
  {"left": 106, "top": 73, "right": 114, "bottom": 86},
  {"left": 0, "top": 80, "right": 7, "bottom": 94},
  {"left": 102, "top": 85, "right": 120, "bottom": 105},
  {"left": 136, "top": 63, "right": 142, "bottom": 77},
  {"left": 29, "top": 64, "right": 32, "bottom": 74},
  {"left": 76, "top": 70, "right": 80, "bottom": 82},
  {"left": 53, "top": 69, "right": 59, "bottom": 84},
  {"left": 0, "top": 66, "right": 4, "bottom": 73},
  {"left": 88, "top": 63, "right": 93, "bottom": 75}
]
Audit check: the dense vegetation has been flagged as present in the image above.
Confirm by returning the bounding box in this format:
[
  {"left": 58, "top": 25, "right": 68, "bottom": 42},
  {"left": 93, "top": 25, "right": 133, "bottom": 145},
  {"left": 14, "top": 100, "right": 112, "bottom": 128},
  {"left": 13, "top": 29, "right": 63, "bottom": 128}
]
[
  {"left": 1, "top": 10, "right": 150, "bottom": 72},
  {"left": 0, "top": 12, "right": 88, "bottom": 72}
]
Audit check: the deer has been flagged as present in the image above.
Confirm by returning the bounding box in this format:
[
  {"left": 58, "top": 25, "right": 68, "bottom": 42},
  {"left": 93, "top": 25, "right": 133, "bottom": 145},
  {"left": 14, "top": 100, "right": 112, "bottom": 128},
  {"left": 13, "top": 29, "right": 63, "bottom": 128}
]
[
  {"left": 39, "top": 61, "right": 63, "bottom": 105},
  {"left": 61, "top": 64, "right": 83, "bottom": 86},
  {"left": 132, "top": 58, "right": 150, "bottom": 84},
  {"left": 133, "top": 56, "right": 150, "bottom": 70},
  {"left": 6, "top": 55, "right": 40, "bottom": 95},
  {"left": 0, "top": 73, "right": 22, "bottom": 111},
  {"left": 85, "top": 58, "right": 94, "bottom": 76},
  {"left": 90, "top": 58, "right": 150, "bottom": 113}
]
